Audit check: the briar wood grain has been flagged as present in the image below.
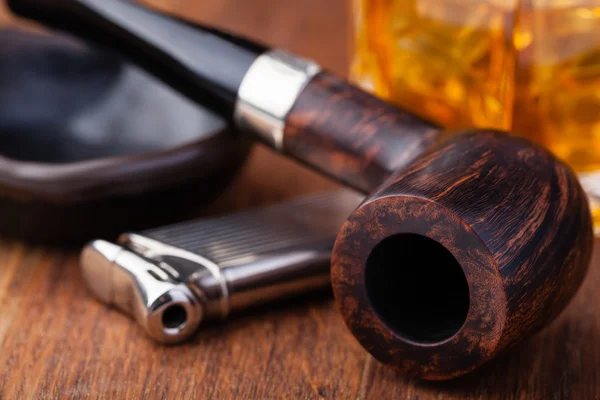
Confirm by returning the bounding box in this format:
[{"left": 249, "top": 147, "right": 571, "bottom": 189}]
[
  {"left": 332, "top": 131, "right": 594, "bottom": 379},
  {"left": 283, "top": 72, "right": 441, "bottom": 193}
]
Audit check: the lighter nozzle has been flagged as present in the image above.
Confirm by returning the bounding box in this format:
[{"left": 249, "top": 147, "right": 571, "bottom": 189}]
[{"left": 80, "top": 240, "right": 203, "bottom": 344}]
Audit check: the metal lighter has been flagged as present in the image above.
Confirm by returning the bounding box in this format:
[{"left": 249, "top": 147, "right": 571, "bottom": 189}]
[{"left": 80, "top": 190, "right": 362, "bottom": 344}]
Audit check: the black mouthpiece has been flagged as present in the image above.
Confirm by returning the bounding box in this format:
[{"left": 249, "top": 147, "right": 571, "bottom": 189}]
[{"left": 8, "top": 0, "right": 268, "bottom": 118}]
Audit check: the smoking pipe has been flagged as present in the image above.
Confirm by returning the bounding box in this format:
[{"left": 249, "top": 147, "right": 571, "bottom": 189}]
[{"left": 9, "top": 0, "right": 594, "bottom": 380}]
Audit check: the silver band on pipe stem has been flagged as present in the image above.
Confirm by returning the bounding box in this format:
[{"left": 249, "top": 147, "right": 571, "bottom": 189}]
[{"left": 234, "top": 49, "right": 321, "bottom": 150}]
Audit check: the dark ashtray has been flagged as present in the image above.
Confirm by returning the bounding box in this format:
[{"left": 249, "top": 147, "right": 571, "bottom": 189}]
[{"left": 0, "top": 29, "right": 251, "bottom": 244}]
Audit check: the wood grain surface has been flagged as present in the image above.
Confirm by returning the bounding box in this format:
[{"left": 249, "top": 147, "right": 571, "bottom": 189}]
[
  {"left": 332, "top": 131, "right": 593, "bottom": 380},
  {"left": 0, "top": 0, "right": 600, "bottom": 398},
  {"left": 284, "top": 72, "right": 440, "bottom": 193}
]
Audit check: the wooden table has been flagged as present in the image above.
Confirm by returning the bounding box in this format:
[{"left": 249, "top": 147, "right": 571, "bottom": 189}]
[{"left": 1, "top": 0, "right": 599, "bottom": 398}]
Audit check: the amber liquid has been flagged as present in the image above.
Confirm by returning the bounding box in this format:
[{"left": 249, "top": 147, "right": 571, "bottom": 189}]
[{"left": 352, "top": 0, "right": 600, "bottom": 231}]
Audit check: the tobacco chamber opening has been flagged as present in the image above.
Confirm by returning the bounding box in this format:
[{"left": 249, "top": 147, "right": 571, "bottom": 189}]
[
  {"left": 365, "top": 234, "right": 470, "bottom": 344},
  {"left": 161, "top": 304, "right": 188, "bottom": 331}
]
